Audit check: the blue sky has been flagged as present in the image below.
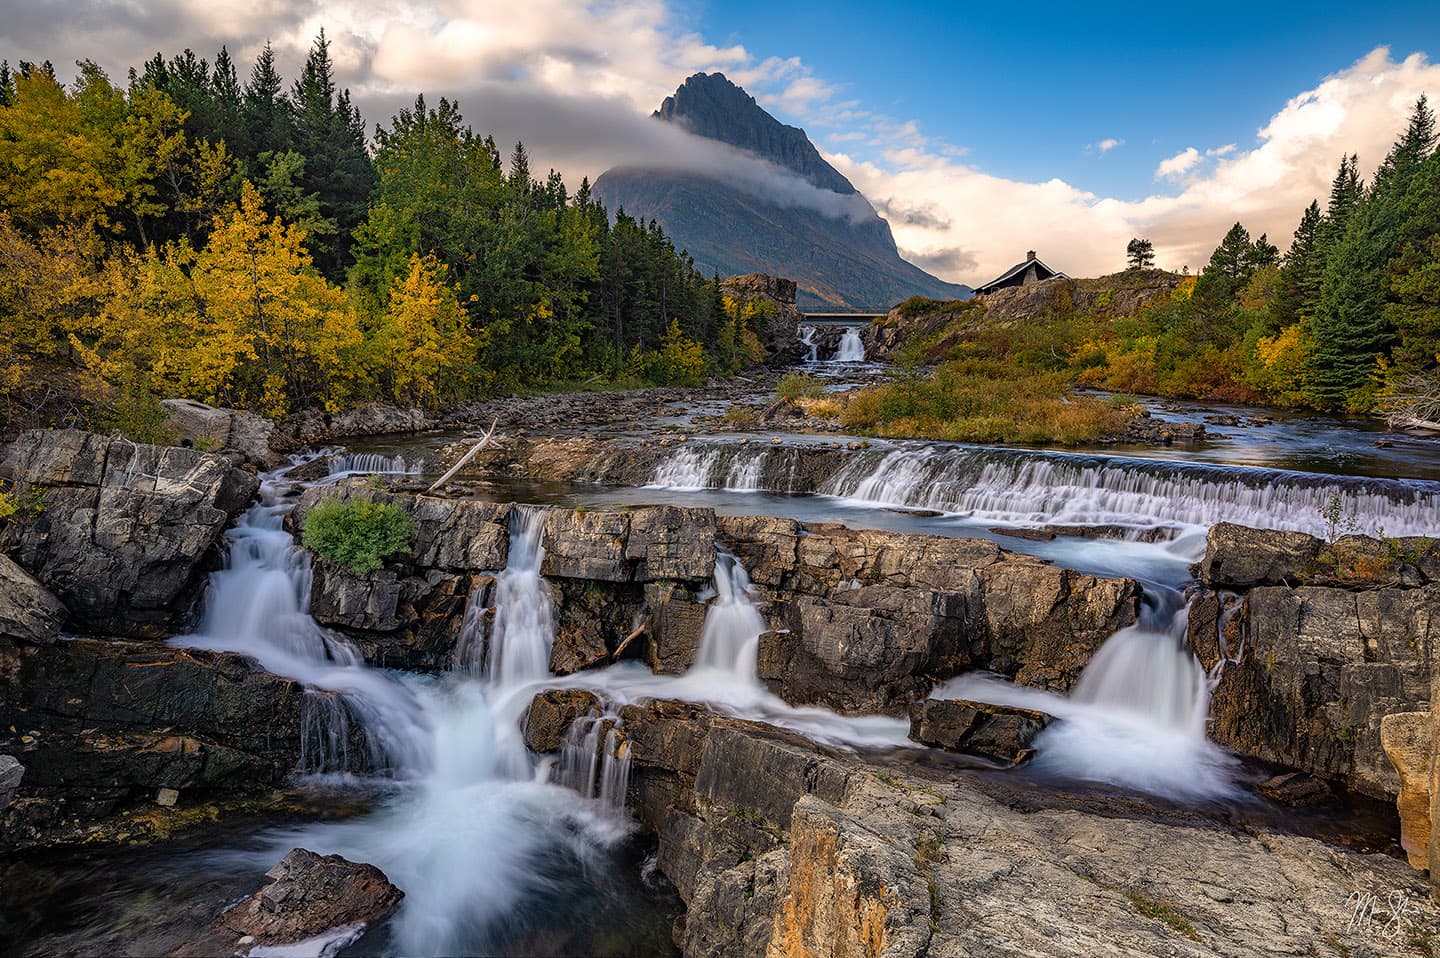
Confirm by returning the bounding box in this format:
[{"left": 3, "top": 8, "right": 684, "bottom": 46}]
[{"left": 693, "top": 0, "right": 1440, "bottom": 201}]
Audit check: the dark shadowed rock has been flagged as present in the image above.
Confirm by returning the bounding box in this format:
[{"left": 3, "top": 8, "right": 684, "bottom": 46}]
[
  {"left": 0, "top": 429, "right": 258, "bottom": 636},
  {"left": 523, "top": 689, "right": 601, "bottom": 752},
  {"left": 0, "top": 637, "right": 304, "bottom": 848},
  {"left": 909, "top": 699, "right": 1052, "bottom": 761},
  {"left": 1256, "top": 773, "right": 1333, "bottom": 808},
  {"left": 199, "top": 848, "right": 402, "bottom": 953},
  {"left": 0, "top": 553, "right": 66, "bottom": 644},
  {"left": 1195, "top": 522, "right": 1324, "bottom": 588},
  {"left": 645, "top": 581, "right": 710, "bottom": 674}
]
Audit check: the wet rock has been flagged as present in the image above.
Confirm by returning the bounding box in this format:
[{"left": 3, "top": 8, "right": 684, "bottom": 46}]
[
  {"left": 207, "top": 848, "right": 402, "bottom": 951},
  {"left": 1202, "top": 584, "right": 1437, "bottom": 798},
  {"left": 0, "top": 637, "right": 304, "bottom": 848},
  {"left": 1255, "top": 772, "right": 1333, "bottom": 807},
  {"left": 0, "top": 553, "right": 66, "bottom": 644},
  {"left": 550, "top": 579, "right": 638, "bottom": 675},
  {"left": 1123, "top": 414, "right": 1208, "bottom": 444},
  {"left": 160, "top": 398, "right": 277, "bottom": 467},
  {"left": 1194, "top": 522, "right": 1324, "bottom": 588},
  {"left": 908, "top": 699, "right": 1052, "bottom": 761},
  {"left": 1380, "top": 711, "right": 1432, "bottom": 869},
  {"left": 0, "top": 429, "right": 259, "bottom": 637},
  {"left": 308, "top": 559, "right": 476, "bottom": 670},
  {"left": 645, "top": 581, "right": 709, "bottom": 674},
  {"left": 524, "top": 689, "right": 601, "bottom": 752},
  {"left": 0, "top": 755, "right": 22, "bottom": 810}
]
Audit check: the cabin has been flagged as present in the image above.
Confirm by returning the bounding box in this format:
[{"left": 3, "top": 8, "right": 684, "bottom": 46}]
[{"left": 973, "top": 250, "right": 1067, "bottom": 296}]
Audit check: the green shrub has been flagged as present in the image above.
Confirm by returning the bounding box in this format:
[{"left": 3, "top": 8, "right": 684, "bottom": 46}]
[
  {"left": 775, "top": 372, "right": 825, "bottom": 402},
  {"left": 302, "top": 498, "right": 413, "bottom": 573}
]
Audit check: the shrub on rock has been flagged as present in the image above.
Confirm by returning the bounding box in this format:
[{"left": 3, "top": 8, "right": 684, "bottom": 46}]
[{"left": 303, "top": 498, "right": 413, "bottom": 573}]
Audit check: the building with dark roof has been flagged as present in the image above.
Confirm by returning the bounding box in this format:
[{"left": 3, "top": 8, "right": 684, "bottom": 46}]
[{"left": 973, "top": 251, "right": 1067, "bottom": 295}]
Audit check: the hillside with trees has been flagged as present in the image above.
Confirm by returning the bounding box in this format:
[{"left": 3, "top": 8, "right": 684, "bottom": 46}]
[{"left": 0, "top": 36, "right": 770, "bottom": 436}]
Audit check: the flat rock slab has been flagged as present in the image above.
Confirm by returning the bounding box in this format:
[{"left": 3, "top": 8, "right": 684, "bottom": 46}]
[{"left": 909, "top": 698, "right": 1052, "bottom": 761}]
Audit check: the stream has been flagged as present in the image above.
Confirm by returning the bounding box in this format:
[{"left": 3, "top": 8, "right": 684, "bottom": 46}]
[{"left": 5, "top": 356, "right": 1439, "bottom": 956}]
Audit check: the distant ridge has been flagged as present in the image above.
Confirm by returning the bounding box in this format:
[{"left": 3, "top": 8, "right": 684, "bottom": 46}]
[{"left": 594, "top": 73, "right": 971, "bottom": 311}]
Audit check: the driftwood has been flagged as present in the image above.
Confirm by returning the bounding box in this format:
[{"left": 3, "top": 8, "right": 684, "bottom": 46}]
[
  {"left": 611, "top": 623, "right": 647, "bottom": 660},
  {"left": 425, "top": 419, "right": 498, "bottom": 495}
]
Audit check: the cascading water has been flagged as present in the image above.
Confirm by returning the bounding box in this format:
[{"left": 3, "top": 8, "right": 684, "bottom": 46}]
[
  {"left": 798, "top": 324, "right": 819, "bottom": 362},
  {"left": 484, "top": 506, "right": 556, "bottom": 686},
  {"left": 935, "top": 592, "right": 1240, "bottom": 802},
  {"left": 326, "top": 452, "right": 419, "bottom": 480},
  {"left": 693, "top": 552, "right": 766, "bottom": 677},
  {"left": 833, "top": 326, "right": 866, "bottom": 362}
]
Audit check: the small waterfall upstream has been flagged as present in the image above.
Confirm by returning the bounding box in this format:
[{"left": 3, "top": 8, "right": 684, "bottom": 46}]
[
  {"left": 326, "top": 452, "right": 419, "bottom": 480},
  {"left": 834, "top": 327, "right": 866, "bottom": 362},
  {"left": 798, "top": 324, "right": 819, "bottom": 362}
]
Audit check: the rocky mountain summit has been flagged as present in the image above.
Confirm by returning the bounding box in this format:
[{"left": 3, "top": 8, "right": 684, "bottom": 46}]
[{"left": 594, "top": 73, "right": 970, "bottom": 310}]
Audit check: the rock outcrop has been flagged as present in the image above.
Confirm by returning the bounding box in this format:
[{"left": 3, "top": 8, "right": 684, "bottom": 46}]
[
  {"left": 159, "top": 398, "right": 277, "bottom": 467},
  {"left": 0, "top": 552, "right": 67, "bottom": 644},
  {"left": 0, "top": 637, "right": 304, "bottom": 848},
  {"left": 0, "top": 429, "right": 258, "bottom": 637},
  {"left": 908, "top": 698, "right": 1051, "bottom": 762},
  {"left": 1380, "top": 711, "right": 1433, "bottom": 869},
  {"left": 721, "top": 273, "right": 802, "bottom": 360},
  {"left": 535, "top": 694, "right": 1438, "bottom": 957},
  {"left": 296, "top": 488, "right": 1138, "bottom": 712},
  {"left": 1190, "top": 524, "right": 1440, "bottom": 800},
  {"left": 188, "top": 848, "right": 402, "bottom": 956}
]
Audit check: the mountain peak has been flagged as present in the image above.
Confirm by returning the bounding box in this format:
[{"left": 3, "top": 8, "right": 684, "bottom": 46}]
[{"left": 653, "top": 72, "right": 855, "bottom": 195}]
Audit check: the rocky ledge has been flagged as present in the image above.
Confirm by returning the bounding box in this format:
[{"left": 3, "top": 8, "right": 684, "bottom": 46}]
[
  {"left": 293, "top": 486, "right": 1139, "bottom": 712},
  {"left": 530, "top": 694, "right": 1437, "bottom": 957},
  {"left": 1, "top": 429, "right": 258, "bottom": 637}
]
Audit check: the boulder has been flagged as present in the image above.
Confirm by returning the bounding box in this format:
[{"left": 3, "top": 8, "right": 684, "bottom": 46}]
[
  {"left": 1255, "top": 772, "right": 1333, "bottom": 808},
  {"left": 0, "top": 553, "right": 66, "bottom": 644},
  {"left": 908, "top": 698, "right": 1052, "bottom": 762},
  {"left": 0, "top": 755, "right": 22, "bottom": 810},
  {"left": 644, "top": 581, "right": 710, "bottom": 674},
  {"left": 0, "top": 430, "right": 259, "bottom": 637},
  {"left": 1380, "top": 711, "right": 1433, "bottom": 869},
  {"left": 208, "top": 848, "right": 402, "bottom": 951},
  {"left": 1194, "top": 522, "right": 1324, "bottom": 588},
  {"left": 523, "top": 689, "right": 601, "bottom": 752},
  {"left": 160, "top": 398, "right": 277, "bottom": 466}
]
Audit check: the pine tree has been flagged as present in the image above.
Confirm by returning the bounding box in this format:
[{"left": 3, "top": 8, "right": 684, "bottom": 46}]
[
  {"left": 290, "top": 30, "right": 374, "bottom": 275},
  {"left": 242, "top": 42, "right": 293, "bottom": 159},
  {"left": 1125, "top": 237, "right": 1154, "bottom": 270},
  {"left": 210, "top": 46, "right": 243, "bottom": 153},
  {"left": 1274, "top": 200, "right": 1321, "bottom": 325},
  {"left": 0, "top": 61, "right": 15, "bottom": 108}
]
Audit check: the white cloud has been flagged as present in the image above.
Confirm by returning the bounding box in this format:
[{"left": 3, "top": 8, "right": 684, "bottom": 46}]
[
  {"left": 1092, "top": 137, "right": 1123, "bottom": 154},
  {"left": 1156, "top": 146, "right": 1202, "bottom": 180}
]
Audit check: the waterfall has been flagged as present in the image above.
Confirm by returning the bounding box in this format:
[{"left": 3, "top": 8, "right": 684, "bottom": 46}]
[
  {"left": 798, "top": 325, "right": 819, "bottom": 362},
  {"left": 834, "top": 327, "right": 865, "bottom": 362},
  {"left": 649, "top": 447, "right": 721, "bottom": 490},
  {"left": 327, "top": 452, "right": 419, "bottom": 479},
  {"left": 822, "top": 446, "right": 1440, "bottom": 538},
  {"left": 693, "top": 552, "right": 766, "bottom": 678},
  {"left": 485, "top": 506, "right": 556, "bottom": 685},
  {"left": 556, "top": 713, "right": 632, "bottom": 814},
  {"left": 936, "top": 594, "right": 1239, "bottom": 802},
  {"left": 178, "top": 466, "right": 432, "bottom": 776}
]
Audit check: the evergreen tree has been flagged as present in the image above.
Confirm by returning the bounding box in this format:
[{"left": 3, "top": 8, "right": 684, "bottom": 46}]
[
  {"left": 290, "top": 30, "right": 373, "bottom": 275},
  {"left": 0, "top": 61, "right": 14, "bottom": 108},
  {"left": 1125, "top": 237, "right": 1155, "bottom": 270},
  {"left": 210, "top": 46, "right": 243, "bottom": 153},
  {"left": 1274, "top": 200, "right": 1322, "bottom": 326},
  {"left": 242, "top": 42, "right": 293, "bottom": 159}
]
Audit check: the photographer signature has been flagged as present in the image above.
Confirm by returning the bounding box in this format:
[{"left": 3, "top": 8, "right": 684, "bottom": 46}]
[{"left": 1345, "top": 889, "right": 1417, "bottom": 941}]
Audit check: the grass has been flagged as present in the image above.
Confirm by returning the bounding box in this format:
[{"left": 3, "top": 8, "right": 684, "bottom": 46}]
[
  {"left": 775, "top": 371, "right": 826, "bottom": 402},
  {"left": 1125, "top": 890, "right": 1201, "bottom": 941},
  {"left": 836, "top": 365, "right": 1139, "bottom": 445}
]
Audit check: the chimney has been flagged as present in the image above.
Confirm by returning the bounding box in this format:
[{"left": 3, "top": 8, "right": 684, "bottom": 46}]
[{"left": 1026, "top": 250, "right": 1036, "bottom": 262}]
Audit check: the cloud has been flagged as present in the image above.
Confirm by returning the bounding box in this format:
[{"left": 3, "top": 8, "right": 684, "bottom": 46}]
[
  {"left": 1156, "top": 146, "right": 1202, "bottom": 179},
  {"left": 1090, "top": 137, "right": 1123, "bottom": 154},
  {"left": 830, "top": 46, "right": 1440, "bottom": 282}
]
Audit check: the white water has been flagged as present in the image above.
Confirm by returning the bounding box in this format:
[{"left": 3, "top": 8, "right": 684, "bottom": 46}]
[
  {"left": 824, "top": 446, "right": 1440, "bottom": 538},
  {"left": 798, "top": 325, "right": 819, "bottom": 363},
  {"left": 326, "top": 453, "right": 418, "bottom": 481},
  {"left": 484, "top": 507, "right": 556, "bottom": 686},
  {"left": 934, "top": 600, "right": 1240, "bottom": 802},
  {"left": 694, "top": 553, "right": 766, "bottom": 677},
  {"left": 833, "top": 327, "right": 866, "bottom": 362}
]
